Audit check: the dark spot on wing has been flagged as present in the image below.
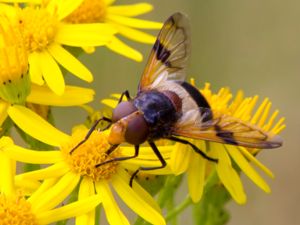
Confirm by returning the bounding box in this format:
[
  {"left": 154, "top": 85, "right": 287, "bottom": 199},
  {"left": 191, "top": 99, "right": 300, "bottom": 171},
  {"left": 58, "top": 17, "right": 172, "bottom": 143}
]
[
  {"left": 153, "top": 39, "right": 171, "bottom": 66},
  {"left": 215, "top": 125, "right": 238, "bottom": 145}
]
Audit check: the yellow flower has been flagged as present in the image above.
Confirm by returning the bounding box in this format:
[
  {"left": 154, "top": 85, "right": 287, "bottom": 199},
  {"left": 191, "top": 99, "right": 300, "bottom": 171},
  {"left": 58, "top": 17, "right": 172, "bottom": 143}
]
[
  {"left": 4, "top": 105, "right": 170, "bottom": 225},
  {"left": 0, "top": 12, "right": 95, "bottom": 127},
  {"left": 0, "top": 138, "right": 102, "bottom": 225},
  {"left": 170, "top": 81, "right": 285, "bottom": 204},
  {"left": 2, "top": 0, "right": 116, "bottom": 95},
  {"left": 64, "top": 0, "right": 162, "bottom": 61}
]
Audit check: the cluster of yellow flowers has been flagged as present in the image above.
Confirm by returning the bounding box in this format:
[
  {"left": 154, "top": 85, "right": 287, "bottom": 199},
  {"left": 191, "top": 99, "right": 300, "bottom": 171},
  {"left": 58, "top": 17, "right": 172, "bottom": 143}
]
[{"left": 0, "top": 1, "right": 285, "bottom": 225}]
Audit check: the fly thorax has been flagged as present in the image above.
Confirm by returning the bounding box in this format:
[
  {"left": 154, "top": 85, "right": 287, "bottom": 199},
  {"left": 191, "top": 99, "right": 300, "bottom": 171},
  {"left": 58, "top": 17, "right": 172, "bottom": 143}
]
[{"left": 134, "top": 91, "right": 178, "bottom": 140}]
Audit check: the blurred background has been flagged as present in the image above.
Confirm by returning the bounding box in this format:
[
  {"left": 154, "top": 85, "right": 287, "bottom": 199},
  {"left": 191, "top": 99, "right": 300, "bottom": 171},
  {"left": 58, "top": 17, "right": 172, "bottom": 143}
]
[{"left": 55, "top": 0, "right": 299, "bottom": 224}]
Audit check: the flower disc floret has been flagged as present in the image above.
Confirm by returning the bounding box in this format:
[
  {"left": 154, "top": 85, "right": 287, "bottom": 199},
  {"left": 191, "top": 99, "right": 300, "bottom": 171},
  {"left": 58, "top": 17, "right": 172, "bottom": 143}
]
[
  {"left": 61, "top": 129, "right": 120, "bottom": 181},
  {"left": 65, "top": 0, "right": 107, "bottom": 23},
  {"left": 0, "top": 194, "right": 38, "bottom": 225},
  {"left": 17, "top": 6, "right": 58, "bottom": 52}
]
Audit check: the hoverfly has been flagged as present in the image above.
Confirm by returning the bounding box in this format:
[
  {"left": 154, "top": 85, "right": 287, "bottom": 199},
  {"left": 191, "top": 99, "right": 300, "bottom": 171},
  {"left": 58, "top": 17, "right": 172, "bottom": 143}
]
[{"left": 71, "top": 12, "right": 282, "bottom": 185}]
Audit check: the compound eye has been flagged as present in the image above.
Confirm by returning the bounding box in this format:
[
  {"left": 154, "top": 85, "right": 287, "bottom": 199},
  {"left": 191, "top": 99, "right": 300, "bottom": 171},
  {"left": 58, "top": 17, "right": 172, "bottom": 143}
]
[
  {"left": 125, "top": 114, "right": 149, "bottom": 145},
  {"left": 112, "top": 101, "right": 137, "bottom": 122}
]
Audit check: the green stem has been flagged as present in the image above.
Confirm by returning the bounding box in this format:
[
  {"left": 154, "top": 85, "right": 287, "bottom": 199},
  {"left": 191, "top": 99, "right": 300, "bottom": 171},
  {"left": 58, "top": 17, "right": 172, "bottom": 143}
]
[
  {"left": 193, "top": 170, "right": 231, "bottom": 225},
  {"left": 134, "top": 175, "right": 183, "bottom": 225},
  {"left": 166, "top": 195, "right": 192, "bottom": 222},
  {"left": 157, "top": 175, "right": 183, "bottom": 208},
  {"left": 95, "top": 204, "right": 101, "bottom": 225},
  {"left": 55, "top": 220, "right": 68, "bottom": 225},
  {"left": 22, "top": 163, "right": 40, "bottom": 172},
  {"left": 0, "top": 117, "right": 13, "bottom": 137},
  {"left": 134, "top": 217, "right": 147, "bottom": 225}
]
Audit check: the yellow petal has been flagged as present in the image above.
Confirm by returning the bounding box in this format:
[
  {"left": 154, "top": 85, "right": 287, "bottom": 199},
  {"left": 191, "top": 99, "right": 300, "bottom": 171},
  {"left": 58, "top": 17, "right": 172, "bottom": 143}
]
[
  {"left": 111, "top": 93, "right": 121, "bottom": 99},
  {"left": 38, "top": 50, "right": 65, "bottom": 95},
  {"left": 0, "top": 151, "right": 15, "bottom": 197},
  {"left": 47, "top": 0, "right": 83, "bottom": 20},
  {"left": 0, "top": 136, "right": 14, "bottom": 148},
  {"left": 170, "top": 143, "right": 191, "bottom": 175},
  {"left": 106, "top": 36, "right": 143, "bottom": 62},
  {"left": 210, "top": 143, "right": 247, "bottom": 204},
  {"left": 95, "top": 181, "right": 130, "bottom": 225},
  {"left": 28, "top": 52, "right": 44, "bottom": 85},
  {"left": 28, "top": 178, "right": 58, "bottom": 205},
  {"left": 4, "top": 144, "right": 63, "bottom": 164},
  {"left": 28, "top": 84, "right": 95, "bottom": 106},
  {"left": 33, "top": 171, "right": 80, "bottom": 212},
  {"left": 76, "top": 177, "right": 97, "bottom": 225},
  {"left": 108, "top": 3, "right": 153, "bottom": 17},
  {"left": 0, "top": 3, "right": 17, "bottom": 17},
  {"left": 104, "top": 0, "right": 116, "bottom": 5},
  {"left": 8, "top": 105, "right": 70, "bottom": 147},
  {"left": 251, "top": 98, "right": 269, "bottom": 124},
  {"left": 15, "top": 162, "right": 69, "bottom": 181},
  {"left": 226, "top": 145, "right": 271, "bottom": 193},
  {"left": 117, "top": 168, "right": 161, "bottom": 212},
  {"left": 120, "top": 153, "right": 169, "bottom": 167},
  {"left": 79, "top": 177, "right": 95, "bottom": 199},
  {"left": 0, "top": 0, "right": 40, "bottom": 2},
  {"left": 187, "top": 150, "right": 206, "bottom": 203},
  {"left": 36, "top": 194, "right": 102, "bottom": 225},
  {"left": 120, "top": 146, "right": 172, "bottom": 175},
  {"left": 121, "top": 145, "right": 172, "bottom": 159},
  {"left": 113, "top": 23, "right": 156, "bottom": 44},
  {"left": 0, "top": 100, "right": 9, "bottom": 126},
  {"left": 107, "top": 15, "right": 162, "bottom": 29},
  {"left": 271, "top": 117, "right": 286, "bottom": 134},
  {"left": 56, "top": 23, "right": 116, "bottom": 47},
  {"left": 121, "top": 161, "right": 172, "bottom": 175},
  {"left": 111, "top": 169, "right": 165, "bottom": 225},
  {"left": 101, "top": 98, "right": 118, "bottom": 108},
  {"left": 82, "top": 46, "right": 96, "bottom": 54},
  {"left": 239, "top": 146, "right": 274, "bottom": 178},
  {"left": 264, "top": 110, "right": 279, "bottom": 131},
  {"left": 48, "top": 43, "right": 93, "bottom": 82},
  {"left": 15, "top": 177, "right": 40, "bottom": 195}
]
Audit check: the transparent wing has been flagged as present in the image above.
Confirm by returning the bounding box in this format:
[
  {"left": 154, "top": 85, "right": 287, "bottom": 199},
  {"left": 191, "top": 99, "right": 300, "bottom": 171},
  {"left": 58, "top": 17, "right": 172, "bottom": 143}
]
[
  {"left": 173, "top": 108, "right": 283, "bottom": 149},
  {"left": 138, "top": 12, "right": 191, "bottom": 92}
]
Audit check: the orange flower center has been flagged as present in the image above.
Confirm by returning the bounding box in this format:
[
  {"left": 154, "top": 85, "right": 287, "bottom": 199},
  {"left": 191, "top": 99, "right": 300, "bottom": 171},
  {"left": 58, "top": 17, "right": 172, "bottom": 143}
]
[
  {"left": 0, "top": 194, "right": 37, "bottom": 225},
  {"left": 61, "top": 129, "right": 120, "bottom": 181},
  {"left": 17, "top": 6, "right": 58, "bottom": 52}
]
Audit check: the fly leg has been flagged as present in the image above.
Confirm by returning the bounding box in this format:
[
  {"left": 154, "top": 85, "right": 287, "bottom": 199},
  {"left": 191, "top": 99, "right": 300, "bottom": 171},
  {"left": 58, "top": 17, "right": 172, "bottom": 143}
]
[
  {"left": 95, "top": 145, "right": 139, "bottom": 167},
  {"left": 129, "top": 141, "right": 167, "bottom": 187},
  {"left": 167, "top": 136, "right": 218, "bottom": 162},
  {"left": 119, "top": 90, "right": 131, "bottom": 103},
  {"left": 69, "top": 116, "right": 112, "bottom": 154},
  {"left": 70, "top": 91, "right": 130, "bottom": 155}
]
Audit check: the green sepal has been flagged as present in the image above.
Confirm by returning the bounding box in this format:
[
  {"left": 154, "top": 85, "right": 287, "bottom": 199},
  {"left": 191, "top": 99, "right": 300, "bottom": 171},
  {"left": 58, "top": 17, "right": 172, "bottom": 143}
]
[
  {"left": 0, "top": 117, "right": 13, "bottom": 137},
  {"left": 0, "top": 71, "right": 31, "bottom": 104}
]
